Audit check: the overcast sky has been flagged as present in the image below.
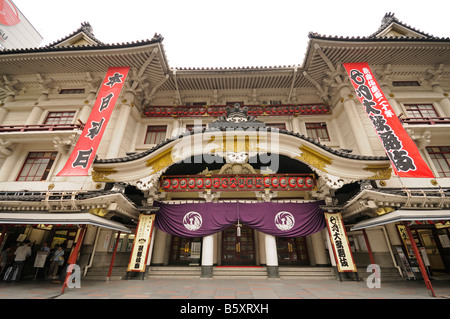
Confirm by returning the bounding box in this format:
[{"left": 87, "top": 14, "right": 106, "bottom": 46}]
[{"left": 12, "top": 0, "right": 450, "bottom": 68}]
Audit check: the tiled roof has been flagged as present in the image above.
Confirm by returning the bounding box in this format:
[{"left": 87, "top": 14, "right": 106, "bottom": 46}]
[{"left": 94, "top": 127, "right": 389, "bottom": 164}]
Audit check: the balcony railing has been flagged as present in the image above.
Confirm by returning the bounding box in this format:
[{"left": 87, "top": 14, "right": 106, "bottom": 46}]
[
  {"left": 143, "top": 104, "right": 330, "bottom": 118},
  {"left": 401, "top": 117, "right": 450, "bottom": 125},
  {"left": 0, "top": 124, "right": 84, "bottom": 132}
]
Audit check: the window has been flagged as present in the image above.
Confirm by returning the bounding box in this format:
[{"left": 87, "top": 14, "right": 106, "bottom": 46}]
[
  {"left": 17, "top": 152, "right": 57, "bottom": 181},
  {"left": 45, "top": 111, "right": 76, "bottom": 125},
  {"left": 306, "top": 122, "right": 330, "bottom": 142},
  {"left": 59, "top": 89, "right": 85, "bottom": 94},
  {"left": 392, "top": 81, "right": 420, "bottom": 87},
  {"left": 426, "top": 146, "right": 450, "bottom": 177},
  {"left": 405, "top": 104, "right": 438, "bottom": 119},
  {"left": 144, "top": 125, "right": 167, "bottom": 144},
  {"left": 266, "top": 123, "right": 286, "bottom": 129}
]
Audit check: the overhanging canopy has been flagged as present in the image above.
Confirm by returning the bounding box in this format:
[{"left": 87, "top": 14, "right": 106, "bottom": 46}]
[
  {"left": 351, "top": 209, "right": 450, "bottom": 231},
  {"left": 0, "top": 212, "right": 131, "bottom": 233}
]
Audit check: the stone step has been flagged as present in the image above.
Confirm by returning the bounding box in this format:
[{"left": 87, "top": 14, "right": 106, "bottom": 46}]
[
  {"left": 83, "top": 266, "right": 128, "bottom": 281},
  {"left": 146, "top": 266, "right": 202, "bottom": 278},
  {"left": 278, "top": 266, "right": 336, "bottom": 279},
  {"left": 213, "top": 267, "right": 267, "bottom": 279}
]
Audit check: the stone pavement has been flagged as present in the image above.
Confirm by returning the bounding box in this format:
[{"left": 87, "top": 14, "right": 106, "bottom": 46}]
[{"left": 0, "top": 276, "right": 449, "bottom": 300}]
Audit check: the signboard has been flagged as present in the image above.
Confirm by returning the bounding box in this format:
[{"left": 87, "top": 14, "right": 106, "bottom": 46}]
[
  {"left": 343, "top": 62, "right": 434, "bottom": 178},
  {"left": 325, "top": 213, "right": 357, "bottom": 272},
  {"left": 127, "top": 214, "right": 155, "bottom": 272},
  {"left": 57, "top": 66, "right": 130, "bottom": 176},
  {"left": 0, "top": 0, "right": 43, "bottom": 49},
  {"left": 33, "top": 251, "right": 48, "bottom": 268}
]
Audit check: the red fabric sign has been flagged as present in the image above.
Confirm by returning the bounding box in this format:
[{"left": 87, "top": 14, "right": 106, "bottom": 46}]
[
  {"left": 343, "top": 62, "right": 434, "bottom": 178},
  {"left": 57, "top": 66, "right": 130, "bottom": 176}
]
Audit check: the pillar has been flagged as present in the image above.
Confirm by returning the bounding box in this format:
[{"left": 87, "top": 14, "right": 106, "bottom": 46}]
[
  {"left": 432, "top": 84, "right": 450, "bottom": 117},
  {"left": 201, "top": 234, "right": 214, "bottom": 278},
  {"left": 264, "top": 233, "right": 279, "bottom": 278},
  {"left": 25, "top": 106, "right": 43, "bottom": 125},
  {"left": 291, "top": 117, "right": 301, "bottom": 134},
  {"left": 0, "top": 107, "right": 9, "bottom": 125},
  {"left": 339, "top": 85, "right": 374, "bottom": 156},
  {"left": 0, "top": 144, "right": 22, "bottom": 181},
  {"left": 151, "top": 228, "right": 168, "bottom": 266},
  {"left": 311, "top": 229, "right": 328, "bottom": 266},
  {"left": 105, "top": 92, "right": 134, "bottom": 158},
  {"left": 171, "top": 118, "right": 181, "bottom": 138}
]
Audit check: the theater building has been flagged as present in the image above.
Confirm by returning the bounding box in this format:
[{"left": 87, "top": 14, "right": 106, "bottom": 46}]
[{"left": 0, "top": 13, "right": 449, "bottom": 288}]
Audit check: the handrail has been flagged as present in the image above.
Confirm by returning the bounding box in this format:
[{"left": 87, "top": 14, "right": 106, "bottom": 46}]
[
  {"left": 0, "top": 123, "right": 84, "bottom": 132},
  {"left": 401, "top": 117, "right": 450, "bottom": 125}
]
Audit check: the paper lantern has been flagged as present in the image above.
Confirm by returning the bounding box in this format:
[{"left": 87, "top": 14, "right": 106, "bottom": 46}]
[
  {"left": 238, "top": 178, "right": 246, "bottom": 188},
  {"left": 271, "top": 177, "right": 279, "bottom": 187},
  {"left": 171, "top": 179, "right": 179, "bottom": 189},
  {"left": 255, "top": 177, "right": 263, "bottom": 188},
  {"left": 180, "top": 178, "right": 187, "bottom": 189},
  {"left": 163, "top": 180, "right": 170, "bottom": 189},
  {"left": 306, "top": 177, "right": 314, "bottom": 187},
  {"left": 246, "top": 177, "right": 254, "bottom": 188},
  {"left": 288, "top": 177, "right": 297, "bottom": 188},
  {"left": 196, "top": 178, "right": 204, "bottom": 188},
  {"left": 221, "top": 178, "right": 229, "bottom": 188},
  {"left": 297, "top": 177, "right": 304, "bottom": 187},
  {"left": 204, "top": 178, "right": 212, "bottom": 188},
  {"left": 188, "top": 178, "right": 196, "bottom": 188},
  {"left": 279, "top": 177, "right": 287, "bottom": 188},
  {"left": 263, "top": 177, "right": 271, "bottom": 188},
  {"left": 213, "top": 178, "right": 220, "bottom": 188},
  {"left": 229, "top": 177, "right": 238, "bottom": 188}
]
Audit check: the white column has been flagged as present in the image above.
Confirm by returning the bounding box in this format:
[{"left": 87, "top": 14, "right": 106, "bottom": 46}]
[
  {"left": 150, "top": 228, "right": 168, "bottom": 266},
  {"left": 311, "top": 229, "right": 329, "bottom": 266},
  {"left": 171, "top": 118, "right": 181, "bottom": 138},
  {"left": 264, "top": 233, "right": 279, "bottom": 278},
  {"left": 340, "top": 85, "right": 374, "bottom": 156},
  {"left": 105, "top": 99, "right": 132, "bottom": 158},
  {"left": 291, "top": 117, "right": 301, "bottom": 134},
  {"left": 25, "top": 106, "right": 43, "bottom": 125},
  {"left": 201, "top": 234, "right": 214, "bottom": 278},
  {"left": 432, "top": 84, "right": 450, "bottom": 117},
  {"left": 258, "top": 231, "right": 266, "bottom": 265},
  {"left": 0, "top": 144, "right": 22, "bottom": 181},
  {"left": 77, "top": 103, "right": 93, "bottom": 124}
]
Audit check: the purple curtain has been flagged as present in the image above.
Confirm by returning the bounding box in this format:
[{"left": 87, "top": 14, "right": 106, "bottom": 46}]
[{"left": 154, "top": 201, "right": 326, "bottom": 238}]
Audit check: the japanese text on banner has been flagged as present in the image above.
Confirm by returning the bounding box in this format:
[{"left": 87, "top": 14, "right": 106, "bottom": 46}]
[
  {"left": 57, "top": 66, "right": 130, "bottom": 176},
  {"left": 343, "top": 62, "right": 434, "bottom": 178}
]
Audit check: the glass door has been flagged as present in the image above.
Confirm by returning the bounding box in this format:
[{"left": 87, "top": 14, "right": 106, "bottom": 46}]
[
  {"left": 169, "top": 236, "right": 202, "bottom": 265},
  {"left": 277, "top": 237, "right": 309, "bottom": 266},
  {"left": 222, "top": 223, "right": 255, "bottom": 265}
]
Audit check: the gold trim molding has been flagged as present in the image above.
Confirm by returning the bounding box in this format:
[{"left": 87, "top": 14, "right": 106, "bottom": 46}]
[
  {"left": 363, "top": 165, "right": 392, "bottom": 180},
  {"left": 297, "top": 145, "right": 332, "bottom": 173},
  {"left": 145, "top": 147, "right": 174, "bottom": 174},
  {"left": 92, "top": 167, "right": 118, "bottom": 182}
]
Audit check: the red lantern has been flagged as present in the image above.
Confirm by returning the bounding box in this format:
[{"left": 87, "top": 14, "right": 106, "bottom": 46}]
[
  {"left": 238, "top": 178, "right": 245, "bottom": 188},
  {"left": 263, "top": 177, "right": 271, "bottom": 188},
  {"left": 204, "top": 178, "right": 212, "bottom": 188},
  {"left": 180, "top": 178, "right": 187, "bottom": 189},
  {"left": 196, "top": 178, "right": 204, "bottom": 188},
  {"left": 163, "top": 179, "right": 170, "bottom": 189},
  {"left": 230, "top": 177, "right": 237, "bottom": 188},
  {"left": 271, "top": 177, "right": 279, "bottom": 187},
  {"left": 246, "top": 177, "right": 254, "bottom": 188},
  {"left": 188, "top": 178, "right": 195, "bottom": 188},
  {"left": 279, "top": 177, "right": 287, "bottom": 188},
  {"left": 221, "top": 178, "right": 229, "bottom": 188},
  {"left": 255, "top": 177, "right": 263, "bottom": 188},
  {"left": 213, "top": 178, "right": 220, "bottom": 188},
  {"left": 288, "top": 177, "right": 297, "bottom": 188},
  {"left": 171, "top": 179, "right": 179, "bottom": 189},
  {"left": 305, "top": 177, "right": 314, "bottom": 187},
  {"left": 297, "top": 177, "right": 304, "bottom": 187}
]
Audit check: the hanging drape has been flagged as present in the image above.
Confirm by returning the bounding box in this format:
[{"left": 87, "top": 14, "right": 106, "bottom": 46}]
[{"left": 154, "top": 201, "right": 326, "bottom": 238}]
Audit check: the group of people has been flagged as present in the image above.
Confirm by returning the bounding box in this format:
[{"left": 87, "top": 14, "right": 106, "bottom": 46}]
[{"left": 0, "top": 240, "right": 66, "bottom": 282}]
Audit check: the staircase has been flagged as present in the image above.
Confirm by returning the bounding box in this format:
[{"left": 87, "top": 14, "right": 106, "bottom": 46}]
[
  {"left": 213, "top": 266, "right": 268, "bottom": 279},
  {"left": 278, "top": 266, "right": 336, "bottom": 280},
  {"left": 83, "top": 266, "right": 128, "bottom": 281},
  {"left": 146, "top": 266, "right": 202, "bottom": 278}
]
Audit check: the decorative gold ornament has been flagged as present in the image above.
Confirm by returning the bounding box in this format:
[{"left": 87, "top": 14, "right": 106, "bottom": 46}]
[
  {"left": 297, "top": 145, "right": 332, "bottom": 173},
  {"left": 363, "top": 165, "right": 392, "bottom": 180},
  {"left": 430, "top": 179, "right": 438, "bottom": 186},
  {"left": 91, "top": 167, "right": 117, "bottom": 182},
  {"left": 145, "top": 148, "right": 174, "bottom": 174},
  {"left": 379, "top": 180, "right": 387, "bottom": 187},
  {"left": 48, "top": 183, "right": 55, "bottom": 190}
]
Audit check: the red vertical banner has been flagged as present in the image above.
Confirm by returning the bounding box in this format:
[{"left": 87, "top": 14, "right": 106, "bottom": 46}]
[
  {"left": 343, "top": 62, "right": 434, "bottom": 178},
  {"left": 57, "top": 66, "right": 130, "bottom": 176}
]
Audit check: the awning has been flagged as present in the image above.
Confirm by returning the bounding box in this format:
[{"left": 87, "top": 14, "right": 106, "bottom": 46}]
[
  {"left": 350, "top": 209, "right": 450, "bottom": 231},
  {"left": 0, "top": 212, "right": 131, "bottom": 233}
]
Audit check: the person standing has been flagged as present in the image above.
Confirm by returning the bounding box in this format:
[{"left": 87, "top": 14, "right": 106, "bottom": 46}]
[
  {"left": 13, "top": 240, "right": 32, "bottom": 281},
  {"left": 48, "top": 245, "right": 64, "bottom": 280}
]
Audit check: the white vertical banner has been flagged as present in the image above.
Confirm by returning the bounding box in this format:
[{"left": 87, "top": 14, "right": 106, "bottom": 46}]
[
  {"left": 325, "top": 213, "right": 357, "bottom": 272},
  {"left": 127, "top": 214, "right": 155, "bottom": 272}
]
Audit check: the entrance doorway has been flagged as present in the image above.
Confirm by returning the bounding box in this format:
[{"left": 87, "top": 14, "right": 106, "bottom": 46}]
[
  {"left": 276, "top": 237, "right": 309, "bottom": 265},
  {"left": 169, "top": 236, "right": 202, "bottom": 265},
  {"left": 222, "top": 223, "right": 255, "bottom": 265}
]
